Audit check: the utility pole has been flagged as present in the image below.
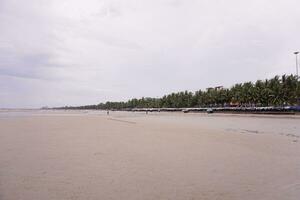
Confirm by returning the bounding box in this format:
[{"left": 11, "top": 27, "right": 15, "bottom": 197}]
[
  {"left": 294, "top": 51, "right": 299, "bottom": 79},
  {"left": 294, "top": 51, "right": 300, "bottom": 105}
]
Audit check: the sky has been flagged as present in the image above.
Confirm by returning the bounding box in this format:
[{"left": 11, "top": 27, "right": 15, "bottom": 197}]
[{"left": 0, "top": 0, "right": 300, "bottom": 108}]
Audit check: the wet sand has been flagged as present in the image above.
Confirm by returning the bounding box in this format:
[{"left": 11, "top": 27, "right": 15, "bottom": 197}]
[{"left": 0, "top": 110, "right": 299, "bottom": 200}]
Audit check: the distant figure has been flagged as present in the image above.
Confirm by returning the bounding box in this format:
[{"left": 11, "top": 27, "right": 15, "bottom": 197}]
[
  {"left": 206, "top": 108, "right": 213, "bottom": 114},
  {"left": 107, "top": 110, "right": 109, "bottom": 115}
]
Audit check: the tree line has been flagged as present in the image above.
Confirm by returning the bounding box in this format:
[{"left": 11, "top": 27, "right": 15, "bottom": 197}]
[{"left": 60, "top": 74, "right": 300, "bottom": 110}]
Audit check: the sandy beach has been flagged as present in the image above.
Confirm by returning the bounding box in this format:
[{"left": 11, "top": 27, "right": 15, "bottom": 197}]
[{"left": 0, "top": 110, "right": 299, "bottom": 200}]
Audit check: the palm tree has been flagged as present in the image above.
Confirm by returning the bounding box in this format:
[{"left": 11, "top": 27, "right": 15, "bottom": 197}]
[{"left": 62, "top": 74, "right": 300, "bottom": 110}]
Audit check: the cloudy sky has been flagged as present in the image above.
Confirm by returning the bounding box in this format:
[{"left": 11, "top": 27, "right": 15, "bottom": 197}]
[{"left": 0, "top": 0, "right": 299, "bottom": 108}]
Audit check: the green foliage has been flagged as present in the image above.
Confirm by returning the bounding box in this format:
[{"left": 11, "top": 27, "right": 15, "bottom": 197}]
[{"left": 62, "top": 74, "right": 300, "bottom": 110}]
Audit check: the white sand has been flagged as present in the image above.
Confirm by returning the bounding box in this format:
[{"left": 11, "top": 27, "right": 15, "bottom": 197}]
[{"left": 0, "top": 110, "right": 299, "bottom": 200}]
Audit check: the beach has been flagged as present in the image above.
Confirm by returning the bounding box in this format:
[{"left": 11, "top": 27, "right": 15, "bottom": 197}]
[{"left": 0, "top": 110, "right": 299, "bottom": 200}]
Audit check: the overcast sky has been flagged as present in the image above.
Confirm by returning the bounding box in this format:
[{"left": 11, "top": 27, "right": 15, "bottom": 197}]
[{"left": 0, "top": 0, "right": 299, "bottom": 108}]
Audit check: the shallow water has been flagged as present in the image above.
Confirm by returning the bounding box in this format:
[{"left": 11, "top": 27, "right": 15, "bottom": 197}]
[{"left": 1, "top": 110, "right": 299, "bottom": 137}]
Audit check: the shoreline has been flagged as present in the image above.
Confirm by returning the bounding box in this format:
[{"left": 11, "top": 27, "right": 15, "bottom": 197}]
[{"left": 1, "top": 108, "right": 300, "bottom": 119}]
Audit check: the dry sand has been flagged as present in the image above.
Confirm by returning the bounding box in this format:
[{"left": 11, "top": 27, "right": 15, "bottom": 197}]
[{"left": 0, "top": 110, "right": 299, "bottom": 200}]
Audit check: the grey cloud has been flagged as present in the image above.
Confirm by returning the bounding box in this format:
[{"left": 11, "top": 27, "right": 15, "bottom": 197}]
[{"left": 0, "top": 0, "right": 300, "bottom": 108}]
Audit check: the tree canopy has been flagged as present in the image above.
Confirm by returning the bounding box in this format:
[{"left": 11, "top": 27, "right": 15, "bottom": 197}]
[{"left": 59, "top": 74, "right": 300, "bottom": 110}]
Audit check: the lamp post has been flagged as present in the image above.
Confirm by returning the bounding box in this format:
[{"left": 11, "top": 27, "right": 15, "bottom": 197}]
[
  {"left": 295, "top": 52, "right": 300, "bottom": 106},
  {"left": 294, "top": 51, "right": 299, "bottom": 79}
]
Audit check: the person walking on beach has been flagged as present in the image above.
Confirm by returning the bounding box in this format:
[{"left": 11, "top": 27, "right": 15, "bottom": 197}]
[{"left": 107, "top": 110, "right": 109, "bottom": 115}]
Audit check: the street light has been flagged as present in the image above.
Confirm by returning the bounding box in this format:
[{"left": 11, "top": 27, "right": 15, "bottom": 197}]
[
  {"left": 295, "top": 52, "right": 300, "bottom": 106},
  {"left": 294, "top": 51, "right": 299, "bottom": 79}
]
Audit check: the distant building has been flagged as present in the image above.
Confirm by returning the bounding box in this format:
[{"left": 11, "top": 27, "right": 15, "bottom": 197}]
[
  {"left": 206, "top": 86, "right": 224, "bottom": 91},
  {"left": 215, "top": 86, "right": 223, "bottom": 91}
]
